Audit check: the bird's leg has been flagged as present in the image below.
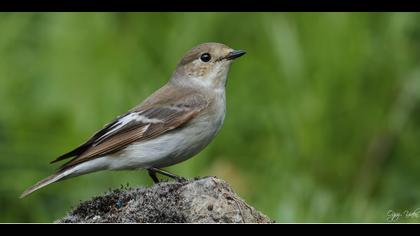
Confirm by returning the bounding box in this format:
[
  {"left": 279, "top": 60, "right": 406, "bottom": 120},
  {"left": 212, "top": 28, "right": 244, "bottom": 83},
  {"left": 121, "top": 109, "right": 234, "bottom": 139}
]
[
  {"left": 148, "top": 167, "right": 187, "bottom": 182},
  {"left": 147, "top": 168, "right": 160, "bottom": 183}
]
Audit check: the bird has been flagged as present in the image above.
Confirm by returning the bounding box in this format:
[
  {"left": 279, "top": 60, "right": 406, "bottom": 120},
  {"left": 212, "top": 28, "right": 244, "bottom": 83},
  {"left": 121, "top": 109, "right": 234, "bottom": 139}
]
[{"left": 20, "top": 42, "right": 246, "bottom": 198}]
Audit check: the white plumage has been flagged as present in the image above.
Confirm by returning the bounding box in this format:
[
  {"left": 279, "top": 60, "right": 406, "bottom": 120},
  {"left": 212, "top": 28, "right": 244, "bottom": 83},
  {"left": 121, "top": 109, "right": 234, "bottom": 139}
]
[{"left": 20, "top": 42, "right": 245, "bottom": 198}]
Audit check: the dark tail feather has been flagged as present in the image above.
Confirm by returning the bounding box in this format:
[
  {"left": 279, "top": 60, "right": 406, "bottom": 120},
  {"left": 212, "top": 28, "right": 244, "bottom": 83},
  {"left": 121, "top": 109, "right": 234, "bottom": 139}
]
[
  {"left": 20, "top": 172, "right": 67, "bottom": 198},
  {"left": 50, "top": 146, "right": 86, "bottom": 164}
]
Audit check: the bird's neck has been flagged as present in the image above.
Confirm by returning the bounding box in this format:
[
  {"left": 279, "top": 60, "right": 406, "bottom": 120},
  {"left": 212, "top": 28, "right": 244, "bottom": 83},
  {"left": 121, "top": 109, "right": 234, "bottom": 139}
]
[{"left": 170, "top": 64, "right": 231, "bottom": 92}]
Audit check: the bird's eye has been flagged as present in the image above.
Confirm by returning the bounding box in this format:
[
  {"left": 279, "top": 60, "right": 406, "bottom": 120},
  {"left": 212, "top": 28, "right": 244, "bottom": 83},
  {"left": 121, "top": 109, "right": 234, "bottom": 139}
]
[{"left": 200, "top": 53, "right": 211, "bottom": 62}]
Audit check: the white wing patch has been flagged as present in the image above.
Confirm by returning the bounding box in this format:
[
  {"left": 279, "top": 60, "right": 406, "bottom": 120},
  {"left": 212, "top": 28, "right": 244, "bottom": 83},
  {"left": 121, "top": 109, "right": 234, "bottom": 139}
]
[
  {"left": 95, "top": 112, "right": 162, "bottom": 144},
  {"left": 91, "top": 104, "right": 194, "bottom": 147},
  {"left": 110, "top": 113, "right": 162, "bottom": 133}
]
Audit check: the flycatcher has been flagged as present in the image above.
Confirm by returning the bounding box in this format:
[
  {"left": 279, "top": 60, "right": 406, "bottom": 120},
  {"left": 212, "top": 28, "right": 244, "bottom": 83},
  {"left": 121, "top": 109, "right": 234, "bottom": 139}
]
[{"left": 21, "top": 42, "right": 246, "bottom": 198}]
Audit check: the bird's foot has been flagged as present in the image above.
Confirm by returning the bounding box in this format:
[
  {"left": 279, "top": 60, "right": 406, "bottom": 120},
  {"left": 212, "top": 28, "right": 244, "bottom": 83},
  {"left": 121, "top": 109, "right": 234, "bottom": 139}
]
[
  {"left": 147, "top": 169, "right": 160, "bottom": 184},
  {"left": 147, "top": 167, "right": 187, "bottom": 183},
  {"left": 175, "top": 176, "right": 187, "bottom": 183}
]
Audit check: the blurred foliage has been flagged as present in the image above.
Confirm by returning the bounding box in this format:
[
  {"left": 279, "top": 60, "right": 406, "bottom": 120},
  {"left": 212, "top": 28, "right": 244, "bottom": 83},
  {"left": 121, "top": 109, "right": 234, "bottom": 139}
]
[{"left": 1, "top": 13, "right": 420, "bottom": 223}]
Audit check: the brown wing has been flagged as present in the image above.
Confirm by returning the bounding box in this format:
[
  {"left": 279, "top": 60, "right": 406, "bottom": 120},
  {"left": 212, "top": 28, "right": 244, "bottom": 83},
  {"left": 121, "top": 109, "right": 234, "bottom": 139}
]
[
  {"left": 56, "top": 96, "right": 208, "bottom": 171},
  {"left": 50, "top": 114, "right": 128, "bottom": 164}
]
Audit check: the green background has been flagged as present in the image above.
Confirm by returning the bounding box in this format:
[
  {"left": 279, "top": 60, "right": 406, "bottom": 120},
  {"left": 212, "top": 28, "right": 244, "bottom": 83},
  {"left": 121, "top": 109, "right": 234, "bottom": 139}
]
[{"left": 1, "top": 13, "right": 420, "bottom": 223}]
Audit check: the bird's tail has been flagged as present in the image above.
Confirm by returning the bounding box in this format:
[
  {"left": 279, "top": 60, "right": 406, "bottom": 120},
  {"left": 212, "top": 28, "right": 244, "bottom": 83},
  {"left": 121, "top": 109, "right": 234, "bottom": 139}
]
[{"left": 20, "top": 170, "right": 70, "bottom": 198}]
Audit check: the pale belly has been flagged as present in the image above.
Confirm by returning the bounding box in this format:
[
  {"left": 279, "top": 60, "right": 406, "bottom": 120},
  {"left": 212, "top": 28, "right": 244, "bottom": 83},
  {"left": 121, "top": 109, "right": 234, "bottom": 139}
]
[
  {"left": 65, "top": 115, "right": 223, "bottom": 178},
  {"left": 66, "top": 93, "right": 226, "bottom": 177},
  {"left": 102, "top": 110, "right": 225, "bottom": 170}
]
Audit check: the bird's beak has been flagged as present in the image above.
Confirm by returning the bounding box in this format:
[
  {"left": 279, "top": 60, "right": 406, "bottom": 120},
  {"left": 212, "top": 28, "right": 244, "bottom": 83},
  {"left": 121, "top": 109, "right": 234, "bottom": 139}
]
[{"left": 224, "top": 50, "right": 246, "bottom": 60}]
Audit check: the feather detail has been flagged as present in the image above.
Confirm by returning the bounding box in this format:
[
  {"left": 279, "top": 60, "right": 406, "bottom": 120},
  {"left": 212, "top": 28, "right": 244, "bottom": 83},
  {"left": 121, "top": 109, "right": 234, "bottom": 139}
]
[{"left": 50, "top": 84, "right": 209, "bottom": 171}]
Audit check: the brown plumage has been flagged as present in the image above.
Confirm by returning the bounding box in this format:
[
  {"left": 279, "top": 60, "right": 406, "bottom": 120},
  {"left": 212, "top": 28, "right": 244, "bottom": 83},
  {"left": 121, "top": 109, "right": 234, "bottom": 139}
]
[
  {"left": 20, "top": 42, "right": 245, "bottom": 198},
  {"left": 53, "top": 85, "right": 209, "bottom": 171}
]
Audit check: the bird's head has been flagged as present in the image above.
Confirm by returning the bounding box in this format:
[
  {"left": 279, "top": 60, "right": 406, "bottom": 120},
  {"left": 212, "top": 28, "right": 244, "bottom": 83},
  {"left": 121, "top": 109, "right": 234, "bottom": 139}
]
[{"left": 171, "top": 42, "right": 246, "bottom": 90}]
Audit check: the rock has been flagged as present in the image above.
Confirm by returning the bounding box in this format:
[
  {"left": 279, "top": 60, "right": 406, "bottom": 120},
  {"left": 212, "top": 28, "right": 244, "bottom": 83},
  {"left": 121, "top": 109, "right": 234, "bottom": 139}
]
[{"left": 57, "top": 176, "right": 272, "bottom": 223}]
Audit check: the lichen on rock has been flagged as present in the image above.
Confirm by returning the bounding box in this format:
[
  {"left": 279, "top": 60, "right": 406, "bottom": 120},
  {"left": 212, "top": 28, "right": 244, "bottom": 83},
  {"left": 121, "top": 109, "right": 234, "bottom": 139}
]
[{"left": 57, "top": 176, "right": 271, "bottom": 223}]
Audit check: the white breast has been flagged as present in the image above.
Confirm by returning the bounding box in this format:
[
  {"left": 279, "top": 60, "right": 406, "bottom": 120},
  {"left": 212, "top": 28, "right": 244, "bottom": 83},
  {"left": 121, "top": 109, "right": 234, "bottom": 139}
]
[{"left": 101, "top": 91, "right": 226, "bottom": 170}]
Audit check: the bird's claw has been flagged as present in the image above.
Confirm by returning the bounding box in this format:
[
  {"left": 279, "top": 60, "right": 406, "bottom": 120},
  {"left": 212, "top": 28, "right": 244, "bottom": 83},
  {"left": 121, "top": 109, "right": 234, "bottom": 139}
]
[{"left": 175, "top": 177, "right": 187, "bottom": 183}]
